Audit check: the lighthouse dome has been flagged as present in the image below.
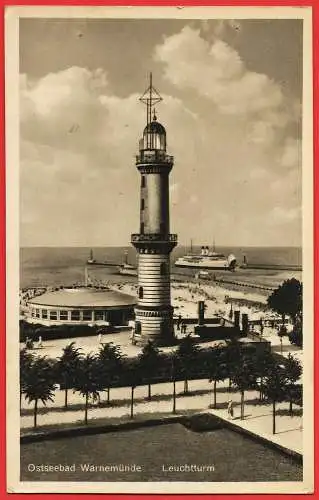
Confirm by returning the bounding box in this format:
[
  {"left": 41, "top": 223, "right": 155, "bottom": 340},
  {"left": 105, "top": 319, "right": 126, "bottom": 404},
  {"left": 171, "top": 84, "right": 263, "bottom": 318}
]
[{"left": 143, "top": 120, "right": 166, "bottom": 136}]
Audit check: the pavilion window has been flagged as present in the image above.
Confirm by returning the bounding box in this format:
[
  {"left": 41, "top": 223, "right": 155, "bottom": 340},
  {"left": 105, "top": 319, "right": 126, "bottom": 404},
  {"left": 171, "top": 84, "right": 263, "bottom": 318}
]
[
  {"left": 42, "top": 309, "right": 48, "bottom": 319},
  {"left": 35, "top": 309, "right": 40, "bottom": 318},
  {"left": 71, "top": 310, "right": 80, "bottom": 321},
  {"left": 83, "top": 310, "right": 92, "bottom": 321},
  {"left": 49, "top": 310, "right": 58, "bottom": 320},
  {"left": 31, "top": 308, "right": 36, "bottom": 318},
  {"left": 95, "top": 311, "right": 104, "bottom": 321},
  {"left": 60, "top": 310, "right": 68, "bottom": 321}
]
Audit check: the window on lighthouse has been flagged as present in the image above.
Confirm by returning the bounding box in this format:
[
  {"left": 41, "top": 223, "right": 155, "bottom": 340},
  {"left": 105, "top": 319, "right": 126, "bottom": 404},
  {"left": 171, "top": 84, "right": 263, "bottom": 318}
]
[
  {"left": 160, "top": 262, "right": 167, "bottom": 275},
  {"left": 139, "top": 287, "right": 144, "bottom": 299}
]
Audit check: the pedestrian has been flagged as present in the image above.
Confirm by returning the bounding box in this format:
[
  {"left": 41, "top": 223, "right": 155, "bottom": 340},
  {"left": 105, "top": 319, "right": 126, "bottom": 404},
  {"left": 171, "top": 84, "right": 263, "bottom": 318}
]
[
  {"left": 227, "top": 399, "right": 234, "bottom": 420},
  {"left": 97, "top": 333, "right": 102, "bottom": 344},
  {"left": 177, "top": 314, "right": 182, "bottom": 331},
  {"left": 37, "top": 336, "right": 42, "bottom": 348}
]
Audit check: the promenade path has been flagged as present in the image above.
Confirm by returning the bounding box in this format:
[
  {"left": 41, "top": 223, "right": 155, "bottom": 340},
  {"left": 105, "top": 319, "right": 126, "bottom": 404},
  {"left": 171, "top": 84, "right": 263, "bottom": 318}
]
[{"left": 20, "top": 378, "right": 302, "bottom": 455}]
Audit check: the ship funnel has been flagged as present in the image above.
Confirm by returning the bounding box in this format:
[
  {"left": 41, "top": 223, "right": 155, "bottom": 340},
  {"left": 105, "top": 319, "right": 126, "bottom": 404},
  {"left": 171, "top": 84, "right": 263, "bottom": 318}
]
[{"left": 228, "top": 254, "right": 236, "bottom": 263}]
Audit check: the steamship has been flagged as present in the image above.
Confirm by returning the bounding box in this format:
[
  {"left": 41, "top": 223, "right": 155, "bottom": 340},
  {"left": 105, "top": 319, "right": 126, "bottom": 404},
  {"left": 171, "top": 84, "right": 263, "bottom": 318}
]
[{"left": 175, "top": 245, "right": 237, "bottom": 271}]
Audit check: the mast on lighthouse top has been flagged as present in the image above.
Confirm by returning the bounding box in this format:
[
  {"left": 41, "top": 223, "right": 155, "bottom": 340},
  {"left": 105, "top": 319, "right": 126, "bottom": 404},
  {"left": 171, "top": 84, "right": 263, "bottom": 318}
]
[
  {"left": 139, "top": 73, "right": 166, "bottom": 152},
  {"left": 139, "top": 72, "right": 163, "bottom": 126}
]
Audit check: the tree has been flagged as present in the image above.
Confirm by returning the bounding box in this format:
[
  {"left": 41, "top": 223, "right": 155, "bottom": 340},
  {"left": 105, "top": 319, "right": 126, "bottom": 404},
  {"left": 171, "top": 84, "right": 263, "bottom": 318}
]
[
  {"left": 97, "top": 342, "right": 123, "bottom": 404},
  {"left": 289, "top": 318, "right": 303, "bottom": 347},
  {"left": 170, "top": 352, "right": 178, "bottom": 414},
  {"left": 267, "top": 278, "right": 302, "bottom": 325},
  {"left": 252, "top": 349, "right": 273, "bottom": 402},
  {"left": 176, "top": 335, "right": 200, "bottom": 394},
  {"left": 128, "top": 358, "right": 143, "bottom": 419},
  {"left": 284, "top": 353, "right": 302, "bottom": 415},
  {"left": 138, "top": 341, "right": 162, "bottom": 400},
  {"left": 262, "top": 359, "right": 288, "bottom": 434},
  {"left": 277, "top": 326, "right": 287, "bottom": 354},
  {"left": 20, "top": 348, "right": 34, "bottom": 409},
  {"left": 56, "top": 342, "right": 82, "bottom": 409},
  {"left": 73, "top": 353, "right": 100, "bottom": 425},
  {"left": 23, "top": 355, "right": 56, "bottom": 428},
  {"left": 231, "top": 350, "right": 257, "bottom": 420},
  {"left": 224, "top": 338, "right": 241, "bottom": 392},
  {"left": 207, "top": 345, "right": 227, "bottom": 409}
]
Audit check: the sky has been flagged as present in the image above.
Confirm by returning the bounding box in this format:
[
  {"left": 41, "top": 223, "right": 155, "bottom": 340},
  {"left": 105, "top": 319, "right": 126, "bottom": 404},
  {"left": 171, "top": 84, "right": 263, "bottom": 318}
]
[{"left": 19, "top": 17, "right": 303, "bottom": 247}]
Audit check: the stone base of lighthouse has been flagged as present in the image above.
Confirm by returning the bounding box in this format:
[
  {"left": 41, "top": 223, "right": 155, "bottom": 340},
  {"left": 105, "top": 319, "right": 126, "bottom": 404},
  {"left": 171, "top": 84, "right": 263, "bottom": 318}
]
[
  {"left": 133, "top": 306, "right": 175, "bottom": 346},
  {"left": 132, "top": 252, "right": 176, "bottom": 346}
]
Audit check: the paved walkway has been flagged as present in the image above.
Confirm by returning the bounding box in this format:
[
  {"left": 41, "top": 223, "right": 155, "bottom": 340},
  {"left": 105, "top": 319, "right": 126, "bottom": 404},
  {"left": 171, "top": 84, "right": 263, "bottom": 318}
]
[{"left": 21, "top": 378, "right": 302, "bottom": 454}]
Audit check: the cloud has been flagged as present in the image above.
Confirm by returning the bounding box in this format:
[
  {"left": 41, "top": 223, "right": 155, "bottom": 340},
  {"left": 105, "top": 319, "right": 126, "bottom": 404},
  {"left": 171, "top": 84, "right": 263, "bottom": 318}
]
[
  {"left": 20, "top": 67, "right": 200, "bottom": 246},
  {"left": 153, "top": 26, "right": 301, "bottom": 245},
  {"left": 155, "top": 26, "right": 296, "bottom": 146},
  {"left": 19, "top": 25, "right": 302, "bottom": 247},
  {"left": 249, "top": 167, "right": 268, "bottom": 180},
  {"left": 278, "top": 137, "right": 301, "bottom": 169},
  {"left": 270, "top": 206, "right": 301, "bottom": 224}
]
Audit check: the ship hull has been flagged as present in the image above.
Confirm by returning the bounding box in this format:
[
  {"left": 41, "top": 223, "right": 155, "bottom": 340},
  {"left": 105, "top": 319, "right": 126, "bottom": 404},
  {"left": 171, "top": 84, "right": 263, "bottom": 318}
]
[
  {"left": 118, "top": 269, "right": 138, "bottom": 276},
  {"left": 87, "top": 261, "right": 118, "bottom": 267},
  {"left": 175, "top": 261, "right": 232, "bottom": 270},
  {"left": 118, "top": 265, "right": 138, "bottom": 276}
]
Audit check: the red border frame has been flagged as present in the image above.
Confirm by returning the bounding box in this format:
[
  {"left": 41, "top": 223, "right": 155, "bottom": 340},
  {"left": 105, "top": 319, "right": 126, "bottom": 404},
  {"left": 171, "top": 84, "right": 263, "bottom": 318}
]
[{"left": 0, "top": 1, "right": 317, "bottom": 498}]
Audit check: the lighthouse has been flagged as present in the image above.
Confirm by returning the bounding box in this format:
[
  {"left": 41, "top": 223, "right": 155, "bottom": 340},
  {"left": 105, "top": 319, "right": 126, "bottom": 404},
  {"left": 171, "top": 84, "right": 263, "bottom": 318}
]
[{"left": 131, "top": 74, "right": 177, "bottom": 345}]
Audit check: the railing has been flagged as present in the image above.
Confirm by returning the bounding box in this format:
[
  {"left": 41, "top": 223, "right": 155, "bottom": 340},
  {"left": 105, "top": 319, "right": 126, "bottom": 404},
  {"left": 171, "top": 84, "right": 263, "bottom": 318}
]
[
  {"left": 131, "top": 233, "right": 178, "bottom": 243},
  {"left": 136, "top": 151, "right": 174, "bottom": 164}
]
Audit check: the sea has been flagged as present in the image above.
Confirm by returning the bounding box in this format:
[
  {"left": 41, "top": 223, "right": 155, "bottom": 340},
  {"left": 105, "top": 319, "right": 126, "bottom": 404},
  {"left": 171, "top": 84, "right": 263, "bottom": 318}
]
[{"left": 20, "top": 246, "right": 302, "bottom": 289}]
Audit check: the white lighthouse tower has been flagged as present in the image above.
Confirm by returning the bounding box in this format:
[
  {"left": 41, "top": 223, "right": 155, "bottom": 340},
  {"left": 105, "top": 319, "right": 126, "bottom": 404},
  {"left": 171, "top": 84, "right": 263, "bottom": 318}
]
[{"left": 131, "top": 74, "right": 177, "bottom": 345}]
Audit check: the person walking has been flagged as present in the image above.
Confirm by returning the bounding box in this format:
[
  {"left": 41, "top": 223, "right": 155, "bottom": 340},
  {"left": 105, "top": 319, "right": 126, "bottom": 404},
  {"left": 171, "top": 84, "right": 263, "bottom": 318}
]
[
  {"left": 227, "top": 399, "right": 234, "bottom": 420},
  {"left": 260, "top": 318, "right": 264, "bottom": 336}
]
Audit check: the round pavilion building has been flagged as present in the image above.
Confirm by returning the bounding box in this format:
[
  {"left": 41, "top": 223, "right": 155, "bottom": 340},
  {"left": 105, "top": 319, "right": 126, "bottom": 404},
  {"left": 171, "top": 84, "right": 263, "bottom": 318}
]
[{"left": 25, "top": 286, "right": 136, "bottom": 327}]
